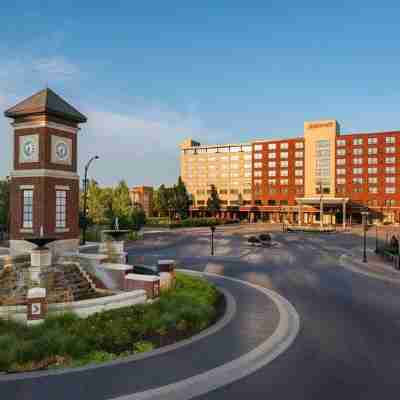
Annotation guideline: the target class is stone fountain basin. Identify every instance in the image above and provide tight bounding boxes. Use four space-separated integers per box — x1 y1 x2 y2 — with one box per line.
102 230 130 241
25 237 57 249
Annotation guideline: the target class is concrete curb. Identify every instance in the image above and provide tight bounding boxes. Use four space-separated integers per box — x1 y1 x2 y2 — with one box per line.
339 254 400 285
114 270 300 400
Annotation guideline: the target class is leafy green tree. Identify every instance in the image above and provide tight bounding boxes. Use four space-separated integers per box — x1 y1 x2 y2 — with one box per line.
129 205 146 230
155 184 171 217
174 177 190 219
110 181 132 228
207 185 221 216
0 179 10 228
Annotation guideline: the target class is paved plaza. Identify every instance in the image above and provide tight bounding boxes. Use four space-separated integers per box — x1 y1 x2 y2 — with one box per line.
2 224 400 399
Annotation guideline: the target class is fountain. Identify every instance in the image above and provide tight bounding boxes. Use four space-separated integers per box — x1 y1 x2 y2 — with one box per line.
24 226 56 285
101 218 130 263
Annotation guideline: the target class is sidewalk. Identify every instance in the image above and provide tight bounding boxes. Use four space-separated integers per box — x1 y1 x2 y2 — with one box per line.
340 248 400 283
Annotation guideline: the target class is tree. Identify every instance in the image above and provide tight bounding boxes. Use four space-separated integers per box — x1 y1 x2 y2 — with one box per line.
0 179 10 228
154 184 171 217
130 205 146 230
110 181 132 228
207 185 221 216
174 177 190 219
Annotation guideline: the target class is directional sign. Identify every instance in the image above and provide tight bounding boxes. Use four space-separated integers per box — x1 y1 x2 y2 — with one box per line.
31 303 41 316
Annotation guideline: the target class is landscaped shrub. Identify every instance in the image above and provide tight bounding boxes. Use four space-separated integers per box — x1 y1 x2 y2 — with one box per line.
0 272 220 372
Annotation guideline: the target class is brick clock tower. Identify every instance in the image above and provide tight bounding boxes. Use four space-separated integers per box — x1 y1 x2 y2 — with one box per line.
4 88 87 254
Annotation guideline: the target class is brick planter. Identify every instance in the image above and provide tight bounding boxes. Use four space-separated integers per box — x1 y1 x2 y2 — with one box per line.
124 273 160 299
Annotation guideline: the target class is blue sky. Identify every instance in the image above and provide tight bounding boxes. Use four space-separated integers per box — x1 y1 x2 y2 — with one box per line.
1 1 400 186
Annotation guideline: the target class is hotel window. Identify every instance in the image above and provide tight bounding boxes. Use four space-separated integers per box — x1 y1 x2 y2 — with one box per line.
268 152 276 159
295 142 304 149
337 149 346 156
243 189 252 194
296 186 303 193
55 190 67 229
337 139 346 146
368 137 378 145
280 152 288 159
281 188 288 194
254 153 263 160
295 178 303 185
230 173 239 178
386 166 396 174
280 179 289 185
386 187 396 194
268 143 276 150
368 147 378 155
386 136 396 144
385 199 396 206
368 167 378 174
353 148 363 155
244 172 252 177
337 168 346 175
254 171 262 177
280 142 288 150
336 186 345 194
22 190 33 228
337 158 346 165
219 189 228 194
353 187 363 193
295 160 303 167
353 167 363 175
254 144 263 151
369 187 378 193
268 179 276 185
280 160 288 167
244 163 252 169
353 158 363 165
230 146 241 152
386 146 395 153
337 178 346 185
268 170 276 177
385 157 395 164
353 177 363 184
368 158 378 164
268 161 276 168
295 151 303 158
243 145 252 152
295 169 303 176
230 189 239 194
368 177 378 184
280 169 288 177
353 138 363 145
254 162 262 168
231 163 240 169
369 199 379 206
254 179 262 185
386 176 396 184
244 154 252 160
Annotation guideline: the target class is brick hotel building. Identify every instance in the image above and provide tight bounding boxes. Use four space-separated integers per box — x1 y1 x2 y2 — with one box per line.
180 120 400 226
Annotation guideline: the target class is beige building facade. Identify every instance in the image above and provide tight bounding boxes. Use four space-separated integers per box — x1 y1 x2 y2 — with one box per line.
180 139 253 211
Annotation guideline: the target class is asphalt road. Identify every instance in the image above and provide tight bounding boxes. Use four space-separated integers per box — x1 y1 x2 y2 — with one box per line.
128 227 400 399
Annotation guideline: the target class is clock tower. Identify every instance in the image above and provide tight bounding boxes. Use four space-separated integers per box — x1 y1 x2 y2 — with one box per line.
4 88 87 254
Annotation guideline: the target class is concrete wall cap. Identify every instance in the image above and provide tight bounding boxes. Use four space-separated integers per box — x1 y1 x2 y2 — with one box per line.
158 259 175 265
125 273 160 282
78 253 108 261
100 263 133 271
27 287 46 299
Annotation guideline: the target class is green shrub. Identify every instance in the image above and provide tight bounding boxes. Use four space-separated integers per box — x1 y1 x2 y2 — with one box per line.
133 341 154 353
0 273 219 372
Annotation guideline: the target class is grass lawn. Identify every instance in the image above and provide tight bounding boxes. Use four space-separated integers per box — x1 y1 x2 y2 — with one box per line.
0 272 223 373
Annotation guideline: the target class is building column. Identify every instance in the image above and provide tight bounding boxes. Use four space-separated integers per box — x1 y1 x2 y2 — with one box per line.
320 198 324 228
299 204 303 226
342 200 346 230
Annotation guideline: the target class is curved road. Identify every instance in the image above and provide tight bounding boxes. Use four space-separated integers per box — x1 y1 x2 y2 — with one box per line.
128 227 400 399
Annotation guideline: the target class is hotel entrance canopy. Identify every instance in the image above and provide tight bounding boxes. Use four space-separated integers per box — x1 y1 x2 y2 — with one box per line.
296 197 349 206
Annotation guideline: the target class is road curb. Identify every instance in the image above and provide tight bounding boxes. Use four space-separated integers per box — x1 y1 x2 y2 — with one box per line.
114 270 300 400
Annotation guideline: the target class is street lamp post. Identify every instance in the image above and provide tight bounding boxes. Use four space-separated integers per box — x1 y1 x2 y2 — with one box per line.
375 224 379 254
210 225 216 256
319 182 323 229
361 211 369 263
81 155 99 245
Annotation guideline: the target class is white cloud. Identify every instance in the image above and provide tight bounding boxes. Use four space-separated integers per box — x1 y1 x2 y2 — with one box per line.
79 105 217 187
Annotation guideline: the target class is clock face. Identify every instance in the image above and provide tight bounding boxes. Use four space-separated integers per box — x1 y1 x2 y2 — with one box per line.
23 140 36 158
56 142 69 160
51 135 72 165
19 134 39 163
